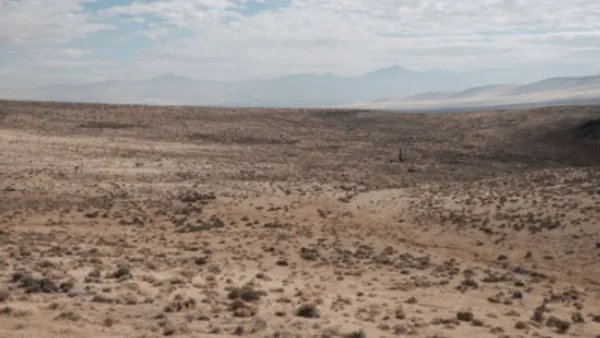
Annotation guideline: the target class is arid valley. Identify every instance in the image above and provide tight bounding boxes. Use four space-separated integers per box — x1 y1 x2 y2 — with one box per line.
1 100 600 338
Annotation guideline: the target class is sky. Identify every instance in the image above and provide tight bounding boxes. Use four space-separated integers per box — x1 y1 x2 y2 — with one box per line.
1 0 600 88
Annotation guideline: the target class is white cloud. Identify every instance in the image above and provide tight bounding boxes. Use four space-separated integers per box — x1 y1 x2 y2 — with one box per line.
28 48 93 59
0 0 115 44
0 66 111 88
100 0 241 30
96 0 599 79
141 26 173 40
1 0 600 85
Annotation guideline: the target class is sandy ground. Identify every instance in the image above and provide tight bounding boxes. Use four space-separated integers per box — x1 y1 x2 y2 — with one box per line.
1 100 600 338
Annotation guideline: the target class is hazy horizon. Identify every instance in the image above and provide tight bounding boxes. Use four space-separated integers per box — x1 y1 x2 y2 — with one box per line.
3 64 600 91
2 0 600 89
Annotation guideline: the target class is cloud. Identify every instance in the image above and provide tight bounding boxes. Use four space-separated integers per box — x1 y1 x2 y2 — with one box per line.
1 0 600 86
99 0 599 79
99 0 242 30
0 65 111 88
28 48 93 59
140 26 173 40
0 0 115 44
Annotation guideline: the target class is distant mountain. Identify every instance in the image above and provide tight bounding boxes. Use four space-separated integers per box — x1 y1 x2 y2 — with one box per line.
352 74 600 112
1 66 600 109
0 65 482 107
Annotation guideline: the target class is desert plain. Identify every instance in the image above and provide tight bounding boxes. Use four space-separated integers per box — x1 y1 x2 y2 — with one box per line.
1 100 600 338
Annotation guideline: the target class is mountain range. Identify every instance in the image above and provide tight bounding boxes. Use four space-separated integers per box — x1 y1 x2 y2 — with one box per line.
1 65 600 110
353 74 600 112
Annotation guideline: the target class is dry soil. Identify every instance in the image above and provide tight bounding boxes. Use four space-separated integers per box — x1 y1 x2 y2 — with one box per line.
1 100 600 338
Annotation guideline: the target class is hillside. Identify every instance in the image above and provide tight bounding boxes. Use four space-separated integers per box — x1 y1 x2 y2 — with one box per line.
1 100 600 338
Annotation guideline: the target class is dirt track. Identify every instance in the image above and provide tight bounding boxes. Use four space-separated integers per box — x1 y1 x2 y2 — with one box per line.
1 100 600 338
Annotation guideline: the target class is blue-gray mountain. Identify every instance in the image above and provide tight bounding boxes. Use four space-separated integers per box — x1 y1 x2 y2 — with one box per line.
353 74 600 112
1 66 599 109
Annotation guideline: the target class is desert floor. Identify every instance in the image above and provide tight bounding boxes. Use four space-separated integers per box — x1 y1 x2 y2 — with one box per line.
1 100 600 338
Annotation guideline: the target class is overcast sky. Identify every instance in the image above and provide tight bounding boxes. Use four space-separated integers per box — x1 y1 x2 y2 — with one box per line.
1 0 600 87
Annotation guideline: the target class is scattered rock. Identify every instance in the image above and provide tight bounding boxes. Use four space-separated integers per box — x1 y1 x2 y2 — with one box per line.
344 330 366 338
300 247 319 261
515 321 529 330
0 289 9 302
546 316 570 333
227 285 264 303
230 299 258 318
163 320 177 336
296 304 320 318
457 311 474 322
54 311 82 321
11 273 59 293
395 306 406 320
112 266 132 280
571 312 585 323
